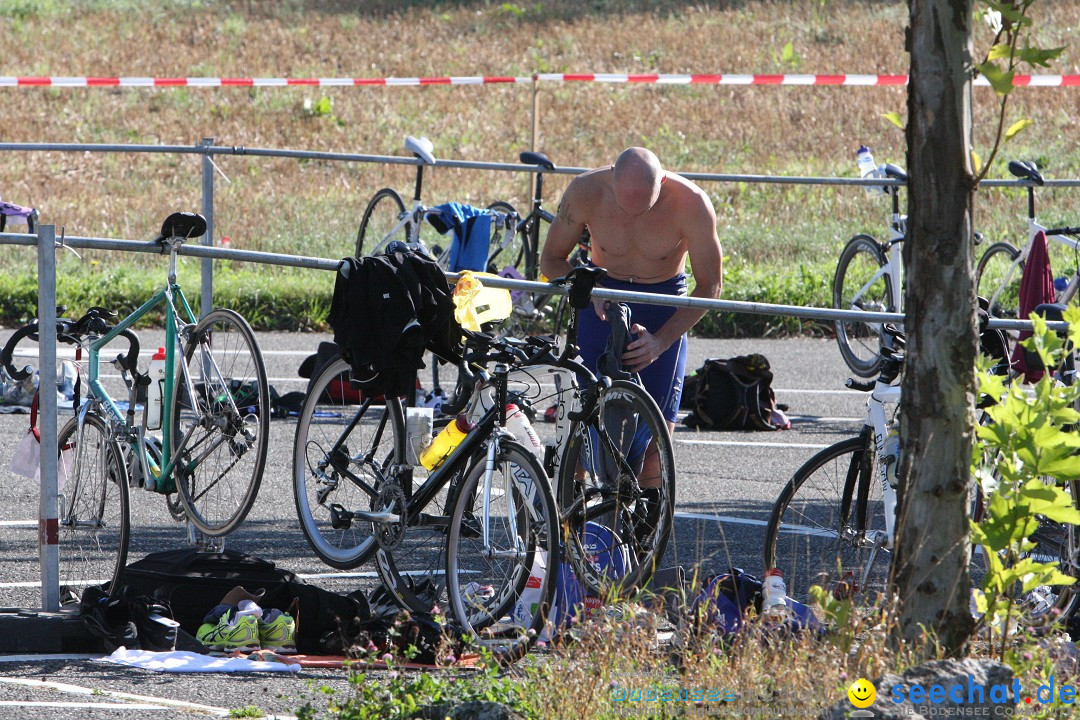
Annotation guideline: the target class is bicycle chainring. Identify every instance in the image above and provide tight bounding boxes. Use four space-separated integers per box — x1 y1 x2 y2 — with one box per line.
374 478 407 551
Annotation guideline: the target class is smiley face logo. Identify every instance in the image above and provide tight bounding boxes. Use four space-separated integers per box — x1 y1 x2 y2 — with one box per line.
848 678 876 708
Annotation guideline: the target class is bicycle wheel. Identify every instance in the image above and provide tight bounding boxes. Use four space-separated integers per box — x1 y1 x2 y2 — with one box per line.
293 357 405 569
976 242 1023 324
446 439 559 664
170 308 269 536
485 201 528 276
558 379 675 597
834 234 894 378
356 187 407 258
56 413 129 602
763 436 890 606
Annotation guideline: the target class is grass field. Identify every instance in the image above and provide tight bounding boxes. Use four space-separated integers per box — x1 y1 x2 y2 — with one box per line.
1 0 1078 333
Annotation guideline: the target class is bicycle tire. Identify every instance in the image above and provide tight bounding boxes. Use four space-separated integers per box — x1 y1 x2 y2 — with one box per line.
486 201 529 276
356 187 408 259
834 234 894 378
445 439 559 664
975 242 1023 325
171 308 269 536
56 412 129 602
292 357 407 570
763 436 888 606
557 379 675 597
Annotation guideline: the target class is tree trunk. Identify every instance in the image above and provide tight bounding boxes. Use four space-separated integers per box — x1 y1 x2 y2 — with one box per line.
893 0 977 655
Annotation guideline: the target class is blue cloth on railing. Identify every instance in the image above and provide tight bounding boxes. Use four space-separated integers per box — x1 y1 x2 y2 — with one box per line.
426 202 492 272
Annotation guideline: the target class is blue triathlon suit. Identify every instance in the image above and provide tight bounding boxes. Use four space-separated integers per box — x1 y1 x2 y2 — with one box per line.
576 272 689 423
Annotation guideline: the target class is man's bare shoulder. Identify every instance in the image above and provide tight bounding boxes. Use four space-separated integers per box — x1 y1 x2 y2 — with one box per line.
667 174 715 218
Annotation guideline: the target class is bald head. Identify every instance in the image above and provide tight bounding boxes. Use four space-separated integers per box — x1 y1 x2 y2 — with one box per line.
613 147 664 216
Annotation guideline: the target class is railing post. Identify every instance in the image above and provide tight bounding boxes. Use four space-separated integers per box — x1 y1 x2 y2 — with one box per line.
36 224 59 612
530 74 541 201
200 137 215 319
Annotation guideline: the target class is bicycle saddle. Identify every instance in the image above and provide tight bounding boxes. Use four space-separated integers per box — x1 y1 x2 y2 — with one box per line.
881 164 908 182
158 212 207 241
405 135 436 165
520 151 555 171
1008 160 1044 185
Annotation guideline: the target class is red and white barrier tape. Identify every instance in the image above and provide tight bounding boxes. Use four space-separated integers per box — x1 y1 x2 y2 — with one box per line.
1 74 1079 88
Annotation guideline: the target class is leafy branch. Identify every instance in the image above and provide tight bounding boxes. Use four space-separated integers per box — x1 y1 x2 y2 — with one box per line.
972 0 1065 181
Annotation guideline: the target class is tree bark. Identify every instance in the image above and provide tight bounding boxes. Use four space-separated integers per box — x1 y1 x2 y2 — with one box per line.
893 0 977 654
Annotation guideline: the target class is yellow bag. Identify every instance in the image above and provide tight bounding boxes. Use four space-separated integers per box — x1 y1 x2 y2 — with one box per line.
453 271 513 331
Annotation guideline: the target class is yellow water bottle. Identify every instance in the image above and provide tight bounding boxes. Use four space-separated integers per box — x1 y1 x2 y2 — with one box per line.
419 414 472 471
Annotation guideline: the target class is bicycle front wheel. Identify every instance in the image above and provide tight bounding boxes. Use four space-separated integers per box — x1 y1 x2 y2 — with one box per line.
558 380 675 598
976 242 1023 324
171 308 269 536
764 435 889 606
56 413 129 602
293 357 405 570
834 234 894 378
485 201 528 276
446 439 559 664
356 187 407 258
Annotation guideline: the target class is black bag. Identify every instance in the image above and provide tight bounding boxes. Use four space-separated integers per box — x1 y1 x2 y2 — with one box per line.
682 354 781 431
118 549 369 654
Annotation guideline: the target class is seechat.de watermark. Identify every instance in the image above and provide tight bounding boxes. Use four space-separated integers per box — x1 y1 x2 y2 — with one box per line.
844 675 1078 717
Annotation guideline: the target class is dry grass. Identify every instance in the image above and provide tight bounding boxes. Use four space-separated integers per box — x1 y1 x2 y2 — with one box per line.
1 0 1079 319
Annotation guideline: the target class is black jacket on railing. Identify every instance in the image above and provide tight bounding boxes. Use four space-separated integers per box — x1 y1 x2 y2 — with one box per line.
328 246 462 398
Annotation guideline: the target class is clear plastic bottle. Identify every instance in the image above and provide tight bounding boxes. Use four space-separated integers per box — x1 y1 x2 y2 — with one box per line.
761 568 790 618
419 414 472 471
146 347 166 431
856 145 879 197
504 403 544 463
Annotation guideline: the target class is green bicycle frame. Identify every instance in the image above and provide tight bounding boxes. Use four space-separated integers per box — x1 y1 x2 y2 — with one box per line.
87 281 199 493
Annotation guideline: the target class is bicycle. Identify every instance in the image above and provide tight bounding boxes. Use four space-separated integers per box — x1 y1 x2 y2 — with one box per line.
976 160 1080 326
832 162 909 378
2 212 271 602
292 336 558 662
355 135 517 272
763 323 1079 627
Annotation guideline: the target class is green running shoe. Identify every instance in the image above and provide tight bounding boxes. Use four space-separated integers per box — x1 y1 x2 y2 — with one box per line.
259 612 296 654
196 612 261 653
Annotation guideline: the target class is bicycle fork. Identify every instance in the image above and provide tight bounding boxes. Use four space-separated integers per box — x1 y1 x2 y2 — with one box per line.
481 433 527 562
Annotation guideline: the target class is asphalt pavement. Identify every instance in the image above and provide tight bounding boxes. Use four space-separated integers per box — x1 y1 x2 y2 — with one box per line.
0 330 868 719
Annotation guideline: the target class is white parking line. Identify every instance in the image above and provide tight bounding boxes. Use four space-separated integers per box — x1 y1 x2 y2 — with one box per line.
0 701 171 710
0 521 35 527
0 677 298 718
675 511 835 538
676 439 830 449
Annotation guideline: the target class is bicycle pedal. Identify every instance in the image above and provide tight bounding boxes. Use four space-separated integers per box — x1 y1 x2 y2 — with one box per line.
329 503 354 530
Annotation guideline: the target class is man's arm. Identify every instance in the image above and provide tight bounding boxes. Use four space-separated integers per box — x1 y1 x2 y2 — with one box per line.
540 179 589 282
623 191 722 371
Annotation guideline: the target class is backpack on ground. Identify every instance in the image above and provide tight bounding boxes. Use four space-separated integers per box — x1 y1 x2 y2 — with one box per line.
116 548 370 654
682 354 787 431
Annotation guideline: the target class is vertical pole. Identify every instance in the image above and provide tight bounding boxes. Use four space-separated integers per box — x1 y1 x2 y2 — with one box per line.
37 224 59 612
200 137 215 319
530 74 541 202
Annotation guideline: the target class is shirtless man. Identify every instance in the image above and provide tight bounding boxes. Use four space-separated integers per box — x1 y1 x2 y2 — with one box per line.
541 147 722 420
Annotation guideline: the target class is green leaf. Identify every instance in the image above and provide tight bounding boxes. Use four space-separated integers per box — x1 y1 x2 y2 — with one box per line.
781 42 795 63
977 61 1015 95
1004 118 1033 141
972 148 983 173
987 43 1013 61
1018 45 1065 68
881 111 904 129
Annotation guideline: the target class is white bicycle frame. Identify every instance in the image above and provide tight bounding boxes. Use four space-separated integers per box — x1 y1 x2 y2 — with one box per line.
846 198 906 337
865 381 901 554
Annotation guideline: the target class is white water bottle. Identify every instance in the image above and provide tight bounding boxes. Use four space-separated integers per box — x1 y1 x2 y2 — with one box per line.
762 568 790 618
146 347 166 431
505 404 544 463
856 145 879 197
